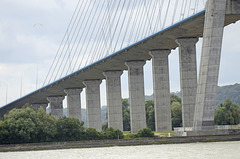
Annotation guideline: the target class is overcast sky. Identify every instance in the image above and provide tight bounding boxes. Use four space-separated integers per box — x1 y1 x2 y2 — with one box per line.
0 0 240 108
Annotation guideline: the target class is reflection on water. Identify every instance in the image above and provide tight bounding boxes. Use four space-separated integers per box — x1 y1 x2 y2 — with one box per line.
1 141 240 159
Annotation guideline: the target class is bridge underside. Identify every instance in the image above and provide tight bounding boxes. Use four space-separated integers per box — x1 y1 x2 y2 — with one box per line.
1 11 240 118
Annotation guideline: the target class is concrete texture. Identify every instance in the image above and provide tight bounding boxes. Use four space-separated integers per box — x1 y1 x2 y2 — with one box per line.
83 80 102 132
2 9 240 118
149 50 172 131
176 38 198 128
226 0 240 14
47 96 65 118
64 88 82 121
103 71 123 131
31 103 48 111
193 0 227 130
125 61 147 133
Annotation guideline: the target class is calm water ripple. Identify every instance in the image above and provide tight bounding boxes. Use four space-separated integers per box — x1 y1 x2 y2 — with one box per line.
1 141 240 159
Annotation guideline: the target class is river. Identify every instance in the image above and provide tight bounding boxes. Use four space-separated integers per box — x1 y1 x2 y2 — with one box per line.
1 141 240 159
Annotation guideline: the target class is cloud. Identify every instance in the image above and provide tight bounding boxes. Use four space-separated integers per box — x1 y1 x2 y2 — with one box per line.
0 0 239 108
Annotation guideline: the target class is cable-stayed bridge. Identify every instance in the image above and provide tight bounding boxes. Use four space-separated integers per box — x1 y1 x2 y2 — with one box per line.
1 0 240 134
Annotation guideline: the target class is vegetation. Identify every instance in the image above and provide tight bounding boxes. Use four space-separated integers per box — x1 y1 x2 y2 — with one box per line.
122 99 130 131
135 128 154 137
144 94 183 130
0 104 123 144
145 100 155 131
215 98 240 125
216 83 240 107
2 90 240 145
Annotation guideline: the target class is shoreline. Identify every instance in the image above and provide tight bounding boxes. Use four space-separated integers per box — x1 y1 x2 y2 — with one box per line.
1 134 240 152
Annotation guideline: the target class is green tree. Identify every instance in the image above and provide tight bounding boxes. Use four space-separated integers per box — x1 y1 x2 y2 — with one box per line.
55 116 85 141
171 101 182 129
3 105 38 143
145 100 155 131
35 107 57 142
122 99 130 131
215 98 240 125
102 127 124 139
170 94 181 105
0 120 9 144
102 122 108 131
85 128 100 140
136 128 154 137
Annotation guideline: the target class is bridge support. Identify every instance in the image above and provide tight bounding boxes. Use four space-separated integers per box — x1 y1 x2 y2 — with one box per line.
103 71 123 131
149 50 172 131
193 0 227 130
31 103 48 111
47 96 65 119
83 80 102 132
176 38 198 128
64 88 82 121
125 61 146 133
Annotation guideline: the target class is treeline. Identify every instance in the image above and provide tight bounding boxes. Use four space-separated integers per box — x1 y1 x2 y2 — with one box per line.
215 98 240 125
118 94 182 131
216 83 240 107
0 105 124 144
1 95 240 144
120 94 240 131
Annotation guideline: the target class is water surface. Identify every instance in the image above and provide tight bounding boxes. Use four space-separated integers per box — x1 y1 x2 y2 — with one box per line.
1 141 240 159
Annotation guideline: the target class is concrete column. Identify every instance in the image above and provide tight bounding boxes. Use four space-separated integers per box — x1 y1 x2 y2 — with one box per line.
176 38 198 128
64 88 82 121
47 96 65 119
31 103 48 111
193 0 227 130
83 80 102 132
125 61 146 133
149 50 172 131
103 71 123 131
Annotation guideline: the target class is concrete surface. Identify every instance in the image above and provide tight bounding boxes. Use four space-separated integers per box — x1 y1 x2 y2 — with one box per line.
125 61 147 133
83 80 102 132
103 71 123 131
149 50 172 131
176 38 198 128
64 88 82 121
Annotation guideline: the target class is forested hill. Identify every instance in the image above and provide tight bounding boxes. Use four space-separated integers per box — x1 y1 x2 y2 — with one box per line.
216 83 240 107
61 83 240 124
145 83 240 107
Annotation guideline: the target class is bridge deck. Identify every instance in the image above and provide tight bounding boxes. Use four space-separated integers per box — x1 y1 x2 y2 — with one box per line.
1 10 240 116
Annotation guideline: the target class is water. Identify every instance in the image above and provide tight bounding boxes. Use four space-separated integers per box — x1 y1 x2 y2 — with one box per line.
1 141 240 159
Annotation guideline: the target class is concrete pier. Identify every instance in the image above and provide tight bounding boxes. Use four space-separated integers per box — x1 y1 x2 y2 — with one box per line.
64 88 82 121
47 96 65 118
193 0 227 130
176 38 198 128
83 80 102 132
125 61 146 133
149 50 172 131
31 103 48 111
103 71 123 131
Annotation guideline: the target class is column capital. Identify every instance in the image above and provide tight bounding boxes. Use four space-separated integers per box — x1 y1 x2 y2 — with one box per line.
125 60 146 68
149 49 171 58
83 79 102 87
175 37 199 46
47 96 65 103
103 70 123 78
64 88 82 95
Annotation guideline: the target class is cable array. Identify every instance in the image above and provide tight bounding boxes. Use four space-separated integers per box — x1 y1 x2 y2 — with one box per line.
42 0 207 86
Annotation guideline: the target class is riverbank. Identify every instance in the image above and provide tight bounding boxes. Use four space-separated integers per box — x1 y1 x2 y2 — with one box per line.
1 134 240 152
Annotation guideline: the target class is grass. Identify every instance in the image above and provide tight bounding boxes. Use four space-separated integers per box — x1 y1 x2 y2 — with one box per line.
123 131 137 139
123 130 174 138
154 131 174 137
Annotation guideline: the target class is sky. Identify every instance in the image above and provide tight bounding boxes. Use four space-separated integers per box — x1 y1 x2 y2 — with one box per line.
0 0 240 108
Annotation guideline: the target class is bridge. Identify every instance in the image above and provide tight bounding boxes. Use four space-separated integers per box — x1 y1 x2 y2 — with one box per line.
1 0 240 133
